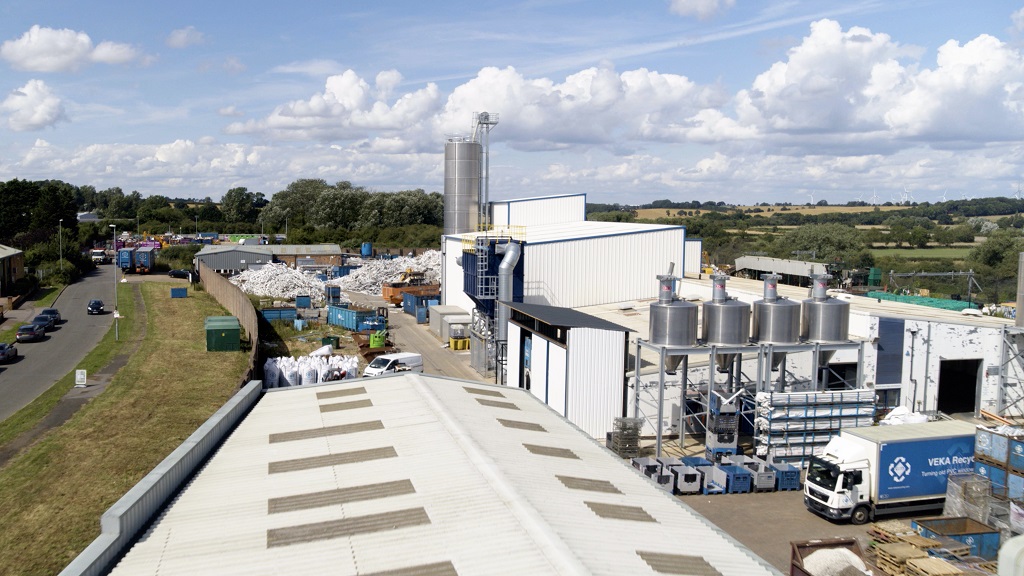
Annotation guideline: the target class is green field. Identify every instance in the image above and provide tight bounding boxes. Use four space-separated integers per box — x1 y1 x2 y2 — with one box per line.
0 281 249 576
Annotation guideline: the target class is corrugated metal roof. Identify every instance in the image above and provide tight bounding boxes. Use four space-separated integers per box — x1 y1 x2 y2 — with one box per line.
262 244 344 256
0 244 23 259
491 193 586 204
108 375 780 576
195 245 272 257
443 220 683 245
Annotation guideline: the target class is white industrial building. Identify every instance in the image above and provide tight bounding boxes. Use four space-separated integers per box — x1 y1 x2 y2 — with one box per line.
66 376 781 576
504 302 633 438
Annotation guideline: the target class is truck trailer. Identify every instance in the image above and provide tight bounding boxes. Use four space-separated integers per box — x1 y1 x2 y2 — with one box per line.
803 419 975 524
117 247 136 273
134 246 155 274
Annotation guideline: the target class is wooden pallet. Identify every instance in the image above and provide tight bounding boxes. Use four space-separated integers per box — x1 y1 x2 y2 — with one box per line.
876 542 928 576
905 557 962 576
898 534 941 550
870 520 917 543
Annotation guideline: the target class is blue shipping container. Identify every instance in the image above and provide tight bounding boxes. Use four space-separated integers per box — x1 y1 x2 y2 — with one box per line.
295 295 311 309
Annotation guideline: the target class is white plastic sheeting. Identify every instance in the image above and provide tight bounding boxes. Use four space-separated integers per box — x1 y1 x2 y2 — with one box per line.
327 250 441 295
262 354 360 388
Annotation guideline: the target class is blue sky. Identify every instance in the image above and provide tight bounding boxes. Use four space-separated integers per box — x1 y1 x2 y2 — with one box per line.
2 1 1024 205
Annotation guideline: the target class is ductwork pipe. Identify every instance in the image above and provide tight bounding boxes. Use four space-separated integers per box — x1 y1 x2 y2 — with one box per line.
496 241 522 342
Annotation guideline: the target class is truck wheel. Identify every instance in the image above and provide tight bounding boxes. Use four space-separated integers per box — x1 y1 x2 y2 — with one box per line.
850 506 870 525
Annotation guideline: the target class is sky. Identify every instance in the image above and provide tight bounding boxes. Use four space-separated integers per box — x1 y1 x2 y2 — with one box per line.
2 1 1024 206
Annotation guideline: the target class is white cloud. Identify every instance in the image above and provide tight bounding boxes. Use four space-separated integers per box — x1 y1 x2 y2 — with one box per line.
218 105 244 117
271 59 345 77
223 56 246 74
166 26 205 48
0 25 141 72
1 79 66 131
669 0 736 20
1013 8 1024 32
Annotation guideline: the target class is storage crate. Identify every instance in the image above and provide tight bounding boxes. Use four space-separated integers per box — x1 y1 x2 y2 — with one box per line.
170 287 187 298
721 455 776 491
976 427 1011 466
697 466 724 494
631 457 661 477
670 465 702 495
295 295 311 309
913 517 1001 560
974 460 1008 498
450 337 469 350
714 465 753 494
768 460 801 491
1011 437 1024 473
1009 470 1024 501
321 336 340 348
293 319 307 331
680 456 713 468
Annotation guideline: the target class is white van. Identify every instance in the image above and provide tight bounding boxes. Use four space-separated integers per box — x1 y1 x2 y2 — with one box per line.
362 352 423 377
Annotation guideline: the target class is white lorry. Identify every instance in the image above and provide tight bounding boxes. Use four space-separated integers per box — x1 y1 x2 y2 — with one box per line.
804 420 976 525
362 352 423 377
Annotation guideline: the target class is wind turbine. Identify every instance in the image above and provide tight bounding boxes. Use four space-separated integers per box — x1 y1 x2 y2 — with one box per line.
940 189 948 203
870 189 879 206
807 192 815 206
904 186 915 205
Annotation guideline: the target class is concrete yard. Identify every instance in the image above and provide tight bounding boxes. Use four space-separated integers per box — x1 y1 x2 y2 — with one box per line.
680 489 875 572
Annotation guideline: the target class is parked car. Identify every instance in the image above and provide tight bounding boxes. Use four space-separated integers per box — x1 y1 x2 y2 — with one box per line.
0 342 16 362
16 324 45 342
31 314 56 331
168 269 191 279
87 300 105 314
38 307 61 324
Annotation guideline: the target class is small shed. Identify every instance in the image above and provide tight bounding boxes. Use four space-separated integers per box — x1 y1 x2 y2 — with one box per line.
194 246 272 275
205 316 240 352
503 301 633 439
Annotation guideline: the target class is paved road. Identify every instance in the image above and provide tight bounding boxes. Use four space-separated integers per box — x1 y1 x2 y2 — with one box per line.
345 292 488 382
0 266 117 422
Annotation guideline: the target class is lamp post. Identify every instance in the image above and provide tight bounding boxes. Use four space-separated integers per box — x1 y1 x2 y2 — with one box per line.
195 215 198 235
109 224 118 341
58 219 63 271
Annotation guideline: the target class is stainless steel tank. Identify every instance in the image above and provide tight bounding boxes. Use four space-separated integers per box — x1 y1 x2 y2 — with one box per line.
649 271 697 373
443 138 481 235
702 274 750 372
752 273 800 369
801 273 850 366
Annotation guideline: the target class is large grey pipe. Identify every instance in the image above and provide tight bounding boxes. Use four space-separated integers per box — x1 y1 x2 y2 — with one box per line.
1017 253 1024 327
496 241 522 342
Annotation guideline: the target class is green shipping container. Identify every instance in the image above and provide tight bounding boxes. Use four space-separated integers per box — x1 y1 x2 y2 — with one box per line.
205 316 241 352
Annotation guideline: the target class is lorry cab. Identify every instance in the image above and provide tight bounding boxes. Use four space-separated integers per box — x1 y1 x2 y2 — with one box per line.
805 450 871 524
362 352 423 377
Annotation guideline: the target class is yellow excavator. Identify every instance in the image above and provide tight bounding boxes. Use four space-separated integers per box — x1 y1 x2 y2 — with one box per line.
701 251 733 275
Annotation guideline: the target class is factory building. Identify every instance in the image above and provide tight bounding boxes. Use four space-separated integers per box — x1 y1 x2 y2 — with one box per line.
504 302 633 438
65 376 780 576
195 244 345 274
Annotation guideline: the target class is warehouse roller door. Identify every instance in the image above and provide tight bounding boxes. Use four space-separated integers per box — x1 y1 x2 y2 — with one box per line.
937 358 980 415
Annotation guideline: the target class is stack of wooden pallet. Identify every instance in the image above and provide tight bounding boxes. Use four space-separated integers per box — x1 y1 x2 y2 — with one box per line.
875 542 928 575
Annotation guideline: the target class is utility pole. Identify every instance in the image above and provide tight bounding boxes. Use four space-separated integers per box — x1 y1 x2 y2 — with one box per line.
58 219 63 271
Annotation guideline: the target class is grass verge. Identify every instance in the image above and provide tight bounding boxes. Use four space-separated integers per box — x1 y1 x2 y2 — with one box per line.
0 281 249 576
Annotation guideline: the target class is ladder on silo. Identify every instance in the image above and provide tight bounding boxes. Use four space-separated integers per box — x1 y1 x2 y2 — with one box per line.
475 237 497 299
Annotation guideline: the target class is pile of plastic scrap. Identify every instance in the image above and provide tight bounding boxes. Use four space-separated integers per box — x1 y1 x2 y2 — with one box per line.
230 262 338 306
328 250 441 295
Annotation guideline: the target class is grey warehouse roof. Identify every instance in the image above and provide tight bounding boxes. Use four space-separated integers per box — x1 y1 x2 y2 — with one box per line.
107 374 779 575
506 301 634 333
0 244 22 259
